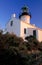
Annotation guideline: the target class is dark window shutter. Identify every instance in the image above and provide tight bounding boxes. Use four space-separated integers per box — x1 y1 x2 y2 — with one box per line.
24 28 26 34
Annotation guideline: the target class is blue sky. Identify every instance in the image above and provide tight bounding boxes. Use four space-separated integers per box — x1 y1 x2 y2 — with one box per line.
0 0 42 29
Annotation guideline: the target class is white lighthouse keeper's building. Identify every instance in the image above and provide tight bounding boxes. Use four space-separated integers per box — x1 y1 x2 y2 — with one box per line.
5 6 42 42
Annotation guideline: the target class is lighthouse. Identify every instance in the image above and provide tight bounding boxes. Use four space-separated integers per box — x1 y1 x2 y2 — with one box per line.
5 6 42 42
19 5 31 24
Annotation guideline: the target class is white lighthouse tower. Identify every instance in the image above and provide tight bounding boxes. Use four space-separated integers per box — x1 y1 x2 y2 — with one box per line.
19 5 31 23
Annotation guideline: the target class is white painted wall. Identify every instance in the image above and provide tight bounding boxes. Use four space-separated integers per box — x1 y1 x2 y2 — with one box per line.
6 17 20 37
37 29 42 42
28 28 35 36
20 21 36 39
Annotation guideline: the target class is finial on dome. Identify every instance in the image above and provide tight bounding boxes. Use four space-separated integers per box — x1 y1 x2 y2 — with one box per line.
21 5 29 13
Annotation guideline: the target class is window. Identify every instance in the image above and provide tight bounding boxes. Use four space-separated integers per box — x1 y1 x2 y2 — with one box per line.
33 30 36 38
10 21 13 26
24 28 26 34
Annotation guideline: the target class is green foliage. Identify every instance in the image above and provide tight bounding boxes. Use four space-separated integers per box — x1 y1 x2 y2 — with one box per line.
25 35 40 50
0 32 42 65
0 48 42 65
